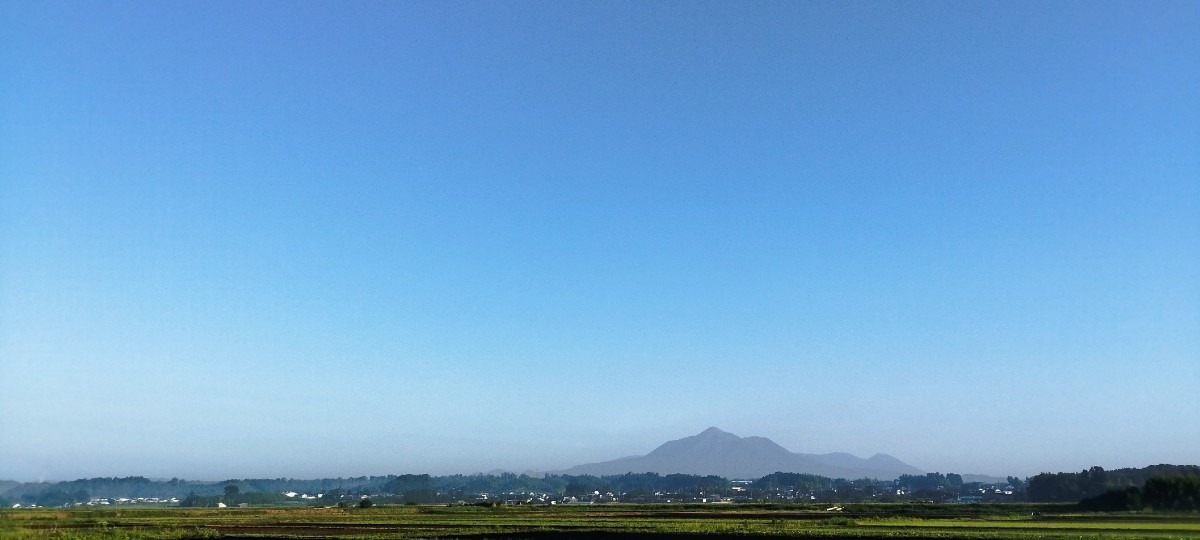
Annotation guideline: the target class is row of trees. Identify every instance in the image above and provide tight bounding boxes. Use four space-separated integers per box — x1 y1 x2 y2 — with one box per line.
1 488 92 508
747 472 1024 503
8 465 1199 508
177 485 294 507
2 475 395 506
424 472 731 502
1079 476 1200 511
0 472 1012 507
1026 465 1200 503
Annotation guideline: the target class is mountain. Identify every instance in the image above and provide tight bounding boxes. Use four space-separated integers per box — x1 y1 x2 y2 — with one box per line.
562 427 923 480
0 480 19 495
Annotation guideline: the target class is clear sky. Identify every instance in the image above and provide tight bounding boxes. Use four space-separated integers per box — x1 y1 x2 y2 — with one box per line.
1 1 1197 483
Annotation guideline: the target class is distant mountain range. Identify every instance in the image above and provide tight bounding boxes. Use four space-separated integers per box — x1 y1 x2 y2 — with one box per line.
0 480 19 496
561 427 924 480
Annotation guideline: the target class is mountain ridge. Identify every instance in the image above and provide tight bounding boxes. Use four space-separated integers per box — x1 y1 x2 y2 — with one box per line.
561 427 923 480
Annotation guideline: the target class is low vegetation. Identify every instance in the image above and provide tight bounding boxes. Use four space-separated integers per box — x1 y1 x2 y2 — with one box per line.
2 503 1199 540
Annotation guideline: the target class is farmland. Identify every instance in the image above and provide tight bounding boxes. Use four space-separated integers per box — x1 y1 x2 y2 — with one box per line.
3 504 1199 540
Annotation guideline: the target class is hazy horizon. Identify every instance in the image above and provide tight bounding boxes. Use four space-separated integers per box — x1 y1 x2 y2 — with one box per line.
1 424 1192 484
2 2 1196 484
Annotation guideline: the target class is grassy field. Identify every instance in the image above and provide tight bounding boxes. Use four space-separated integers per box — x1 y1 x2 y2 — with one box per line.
2 504 1198 540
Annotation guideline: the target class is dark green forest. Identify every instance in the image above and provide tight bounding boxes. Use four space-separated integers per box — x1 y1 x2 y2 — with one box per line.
1026 465 1200 503
1077 475 1200 511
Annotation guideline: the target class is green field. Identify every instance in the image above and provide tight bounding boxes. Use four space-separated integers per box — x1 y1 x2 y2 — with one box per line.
3 504 1198 540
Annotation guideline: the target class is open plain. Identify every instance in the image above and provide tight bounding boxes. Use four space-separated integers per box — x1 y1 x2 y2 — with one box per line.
4 504 1199 540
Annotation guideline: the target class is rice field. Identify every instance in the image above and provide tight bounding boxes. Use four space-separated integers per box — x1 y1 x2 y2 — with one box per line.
2 504 1198 540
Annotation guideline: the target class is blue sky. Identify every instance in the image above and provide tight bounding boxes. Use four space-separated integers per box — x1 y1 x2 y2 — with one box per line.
1 1 1197 482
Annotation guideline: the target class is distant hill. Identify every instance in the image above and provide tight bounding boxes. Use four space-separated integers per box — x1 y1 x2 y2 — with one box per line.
561 427 923 480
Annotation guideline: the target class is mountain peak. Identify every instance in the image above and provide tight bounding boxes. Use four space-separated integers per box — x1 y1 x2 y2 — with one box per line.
699 427 734 437
562 428 923 480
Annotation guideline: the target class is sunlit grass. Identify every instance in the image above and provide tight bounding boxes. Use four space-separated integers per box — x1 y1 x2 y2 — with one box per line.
3 504 1199 540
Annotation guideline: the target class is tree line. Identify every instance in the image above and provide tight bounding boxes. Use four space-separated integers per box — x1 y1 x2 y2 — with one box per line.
1025 465 1200 503
4 464 1198 509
